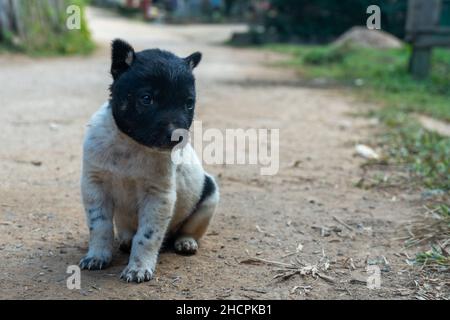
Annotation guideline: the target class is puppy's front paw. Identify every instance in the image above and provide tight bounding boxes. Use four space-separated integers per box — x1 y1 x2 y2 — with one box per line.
174 236 198 255
79 254 111 270
120 264 153 283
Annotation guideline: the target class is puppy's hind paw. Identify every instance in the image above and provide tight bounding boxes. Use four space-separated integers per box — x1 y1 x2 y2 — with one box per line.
174 236 198 255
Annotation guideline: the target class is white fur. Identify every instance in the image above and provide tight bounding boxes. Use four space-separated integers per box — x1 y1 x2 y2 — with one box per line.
79 102 218 282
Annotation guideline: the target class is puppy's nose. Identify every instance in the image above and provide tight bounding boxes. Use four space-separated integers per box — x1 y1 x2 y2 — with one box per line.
167 123 176 138
166 124 180 143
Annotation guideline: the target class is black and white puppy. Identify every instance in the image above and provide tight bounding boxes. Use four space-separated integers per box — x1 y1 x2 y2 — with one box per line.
79 39 219 283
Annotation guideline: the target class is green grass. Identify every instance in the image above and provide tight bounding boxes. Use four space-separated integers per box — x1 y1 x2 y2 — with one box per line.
414 205 450 270
414 245 449 267
412 204 449 268
266 44 450 121
0 0 95 56
375 109 450 190
265 43 450 190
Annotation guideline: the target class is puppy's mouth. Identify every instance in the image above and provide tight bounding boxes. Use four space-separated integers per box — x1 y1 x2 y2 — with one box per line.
162 139 183 150
170 135 183 146
150 135 183 150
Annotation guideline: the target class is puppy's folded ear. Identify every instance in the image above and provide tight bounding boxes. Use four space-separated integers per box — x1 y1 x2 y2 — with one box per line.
184 52 202 70
111 39 135 80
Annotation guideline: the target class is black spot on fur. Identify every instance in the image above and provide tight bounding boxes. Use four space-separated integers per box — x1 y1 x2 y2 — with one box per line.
90 214 106 224
189 174 216 216
119 241 131 253
134 257 142 268
138 241 144 245
199 175 216 204
144 228 153 239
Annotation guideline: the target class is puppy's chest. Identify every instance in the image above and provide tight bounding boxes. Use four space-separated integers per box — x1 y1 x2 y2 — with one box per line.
108 143 157 177
92 142 176 208
84 105 176 197
87 133 171 182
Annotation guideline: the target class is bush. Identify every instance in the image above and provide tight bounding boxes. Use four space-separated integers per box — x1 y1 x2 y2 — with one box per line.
264 0 408 43
302 45 351 65
0 0 94 55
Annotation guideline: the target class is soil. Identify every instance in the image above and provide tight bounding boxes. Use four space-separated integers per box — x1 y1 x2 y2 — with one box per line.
0 8 443 299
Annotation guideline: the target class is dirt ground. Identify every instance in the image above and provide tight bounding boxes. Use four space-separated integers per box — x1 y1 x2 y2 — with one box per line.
0 8 442 300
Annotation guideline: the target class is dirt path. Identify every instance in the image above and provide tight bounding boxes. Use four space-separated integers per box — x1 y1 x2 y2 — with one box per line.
0 8 426 299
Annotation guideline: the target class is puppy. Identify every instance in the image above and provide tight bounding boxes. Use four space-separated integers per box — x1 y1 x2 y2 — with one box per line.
79 39 219 283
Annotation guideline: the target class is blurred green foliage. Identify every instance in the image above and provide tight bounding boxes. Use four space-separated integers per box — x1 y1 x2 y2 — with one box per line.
0 0 94 55
301 45 347 65
414 244 449 266
265 0 407 42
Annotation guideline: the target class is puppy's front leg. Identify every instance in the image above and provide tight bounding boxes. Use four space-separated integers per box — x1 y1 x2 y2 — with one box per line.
79 171 114 270
120 190 175 283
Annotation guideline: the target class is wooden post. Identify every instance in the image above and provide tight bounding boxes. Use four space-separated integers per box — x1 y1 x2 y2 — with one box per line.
409 47 432 79
406 0 442 79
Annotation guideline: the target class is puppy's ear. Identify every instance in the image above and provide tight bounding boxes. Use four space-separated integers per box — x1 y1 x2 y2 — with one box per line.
184 52 202 70
111 39 135 80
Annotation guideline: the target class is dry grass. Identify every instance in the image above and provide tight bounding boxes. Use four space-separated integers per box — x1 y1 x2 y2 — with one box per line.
405 205 450 269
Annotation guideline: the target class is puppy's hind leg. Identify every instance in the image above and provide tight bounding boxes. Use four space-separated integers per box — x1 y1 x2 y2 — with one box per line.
175 175 219 255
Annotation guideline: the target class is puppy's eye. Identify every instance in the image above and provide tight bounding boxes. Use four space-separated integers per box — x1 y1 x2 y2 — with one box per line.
185 98 195 110
140 95 153 105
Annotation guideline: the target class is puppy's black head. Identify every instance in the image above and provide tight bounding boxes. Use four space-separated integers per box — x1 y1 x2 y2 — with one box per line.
109 39 202 149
